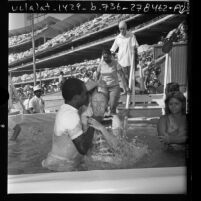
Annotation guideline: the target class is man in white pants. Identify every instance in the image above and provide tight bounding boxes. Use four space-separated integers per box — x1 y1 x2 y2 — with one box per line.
110 20 139 94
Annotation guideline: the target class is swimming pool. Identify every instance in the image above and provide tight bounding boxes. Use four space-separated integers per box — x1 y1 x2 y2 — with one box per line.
8 113 187 193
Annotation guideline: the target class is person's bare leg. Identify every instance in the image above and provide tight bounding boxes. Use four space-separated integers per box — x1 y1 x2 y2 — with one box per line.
121 67 129 94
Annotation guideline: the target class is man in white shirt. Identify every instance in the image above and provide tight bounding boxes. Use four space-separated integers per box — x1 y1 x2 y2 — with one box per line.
110 21 139 93
29 85 45 114
42 78 97 171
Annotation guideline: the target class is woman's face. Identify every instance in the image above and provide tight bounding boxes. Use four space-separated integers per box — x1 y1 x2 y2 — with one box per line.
91 93 107 117
103 53 112 63
168 97 182 114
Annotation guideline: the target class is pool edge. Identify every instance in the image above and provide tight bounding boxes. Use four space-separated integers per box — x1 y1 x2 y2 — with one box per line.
8 166 187 194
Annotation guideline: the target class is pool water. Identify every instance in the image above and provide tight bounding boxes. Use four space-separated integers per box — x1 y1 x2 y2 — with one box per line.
8 120 186 175
126 124 186 168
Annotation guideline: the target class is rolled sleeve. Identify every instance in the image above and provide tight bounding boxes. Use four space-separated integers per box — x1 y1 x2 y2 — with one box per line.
68 123 83 140
64 112 83 140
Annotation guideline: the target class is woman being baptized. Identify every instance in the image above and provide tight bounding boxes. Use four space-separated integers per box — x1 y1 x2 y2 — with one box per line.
81 90 149 170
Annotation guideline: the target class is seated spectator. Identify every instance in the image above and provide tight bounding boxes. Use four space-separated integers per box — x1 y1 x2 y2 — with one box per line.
177 21 188 42
164 21 188 47
157 91 187 150
29 85 45 114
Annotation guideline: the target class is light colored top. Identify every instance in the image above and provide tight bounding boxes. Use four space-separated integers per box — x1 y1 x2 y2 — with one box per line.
167 115 179 134
58 75 64 83
97 59 121 87
110 31 139 67
29 95 45 113
23 98 31 110
54 104 83 139
158 114 187 150
43 104 84 169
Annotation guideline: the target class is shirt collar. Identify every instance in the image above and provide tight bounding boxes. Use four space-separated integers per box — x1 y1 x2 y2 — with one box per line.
63 103 79 112
119 31 131 38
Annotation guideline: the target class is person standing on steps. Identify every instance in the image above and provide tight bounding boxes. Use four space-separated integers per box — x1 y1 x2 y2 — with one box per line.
110 20 139 94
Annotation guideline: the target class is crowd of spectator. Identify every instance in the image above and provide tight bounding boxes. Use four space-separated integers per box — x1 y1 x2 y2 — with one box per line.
11 21 187 96
9 26 48 47
11 58 100 84
11 58 99 103
10 16 188 103
9 14 134 64
11 44 155 99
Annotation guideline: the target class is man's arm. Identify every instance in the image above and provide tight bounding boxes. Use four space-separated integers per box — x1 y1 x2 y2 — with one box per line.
95 63 101 81
110 38 118 54
41 99 45 113
72 126 95 155
88 117 120 151
157 115 169 137
168 123 187 144
131 34 139 52
157 115 187 144
167 135 187 144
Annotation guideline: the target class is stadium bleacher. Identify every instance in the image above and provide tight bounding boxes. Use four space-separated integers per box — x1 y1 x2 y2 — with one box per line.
9 14 134 64
9 14 187 100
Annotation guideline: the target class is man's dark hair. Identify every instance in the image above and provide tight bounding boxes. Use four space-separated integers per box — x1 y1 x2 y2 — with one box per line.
62 78 84 101
102 48 111 56
60 71 64 75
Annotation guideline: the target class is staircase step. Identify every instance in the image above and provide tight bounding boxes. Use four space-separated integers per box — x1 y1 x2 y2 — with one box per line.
121 93 163 100
117 105 162 118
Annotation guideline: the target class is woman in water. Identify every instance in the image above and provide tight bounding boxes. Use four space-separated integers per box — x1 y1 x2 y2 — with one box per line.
81 90 148 169
157 91 187 149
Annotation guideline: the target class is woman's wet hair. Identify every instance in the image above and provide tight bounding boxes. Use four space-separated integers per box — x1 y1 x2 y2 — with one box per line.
91 90 109 103
165 91 186 115
91 91 109 116
62 78 84 101
165 82 180 95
